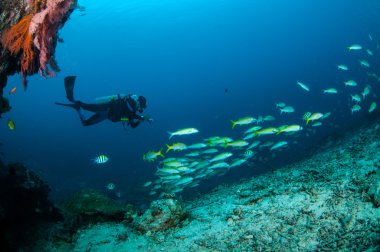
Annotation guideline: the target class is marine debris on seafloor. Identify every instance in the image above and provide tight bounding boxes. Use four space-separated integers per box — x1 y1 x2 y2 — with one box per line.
29 118 380 251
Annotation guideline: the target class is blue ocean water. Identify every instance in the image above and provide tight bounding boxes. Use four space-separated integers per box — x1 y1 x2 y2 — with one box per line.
2 0 380 203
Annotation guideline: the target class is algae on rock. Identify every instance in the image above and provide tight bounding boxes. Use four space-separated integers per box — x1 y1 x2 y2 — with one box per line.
63 189 136 224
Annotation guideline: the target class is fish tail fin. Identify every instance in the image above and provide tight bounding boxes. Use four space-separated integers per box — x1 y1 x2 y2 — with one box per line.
55 102 80 111
306 119 310 125
158 148 164 158
224 142 229 149
230 120 236 129
167 131 173 139
166 144 172 153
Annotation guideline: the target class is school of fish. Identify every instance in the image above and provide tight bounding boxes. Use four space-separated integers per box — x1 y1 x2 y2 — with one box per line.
2 34 379 199
142 35 380 198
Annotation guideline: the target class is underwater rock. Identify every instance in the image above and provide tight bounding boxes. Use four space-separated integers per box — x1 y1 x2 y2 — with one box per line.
63 189 135 225
22 190 137 252
237 187 252 198
0 96 11 118
123 205 138 224
368 181 380 207
0 162 62 251
132 197 187 233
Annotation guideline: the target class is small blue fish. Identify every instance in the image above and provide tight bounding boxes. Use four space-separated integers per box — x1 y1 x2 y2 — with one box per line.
93 154 109 164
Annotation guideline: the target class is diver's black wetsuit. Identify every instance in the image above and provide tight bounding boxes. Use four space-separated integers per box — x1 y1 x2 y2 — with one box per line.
73 95 144 127
55 76 148 127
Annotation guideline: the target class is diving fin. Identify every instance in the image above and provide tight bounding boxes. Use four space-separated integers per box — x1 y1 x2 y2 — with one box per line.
64 76 76 102
55 102 80 111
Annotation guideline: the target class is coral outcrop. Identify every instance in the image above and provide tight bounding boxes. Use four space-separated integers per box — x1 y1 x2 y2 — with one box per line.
132 197 187 233
0 161 62 251
368 181 380 207
63 189 136 226
0 0 76 117
1 0 76 83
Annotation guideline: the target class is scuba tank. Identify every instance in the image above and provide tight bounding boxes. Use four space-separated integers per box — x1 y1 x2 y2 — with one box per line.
95 94 127 104
95 94 131 127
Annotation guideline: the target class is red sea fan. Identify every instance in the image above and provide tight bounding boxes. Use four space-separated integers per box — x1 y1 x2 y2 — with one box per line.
1 14 37 85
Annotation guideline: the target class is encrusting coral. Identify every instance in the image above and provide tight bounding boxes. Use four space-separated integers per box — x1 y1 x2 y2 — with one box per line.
0 0 75 87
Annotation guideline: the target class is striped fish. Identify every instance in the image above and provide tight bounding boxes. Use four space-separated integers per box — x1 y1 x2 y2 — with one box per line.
244 150 255 158
303 112 311 121
93 154 109 164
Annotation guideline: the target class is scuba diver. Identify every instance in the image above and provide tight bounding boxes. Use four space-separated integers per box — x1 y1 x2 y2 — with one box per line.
55 76 152 127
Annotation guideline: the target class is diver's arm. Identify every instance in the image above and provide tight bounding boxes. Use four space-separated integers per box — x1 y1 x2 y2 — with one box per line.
129 118 141 128
137 114 153 124
127 113 141 128
129 114 152 128
140 114 153 123
135 114 144 120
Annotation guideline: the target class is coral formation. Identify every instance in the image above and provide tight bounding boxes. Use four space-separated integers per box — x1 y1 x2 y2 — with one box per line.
1 14 35 75
30 0 74 77
0 96 11 118
368 181 380 207
63 189 136 225
1 0 75 84
0 161 62 251
132 197 187 233
0 0 76 113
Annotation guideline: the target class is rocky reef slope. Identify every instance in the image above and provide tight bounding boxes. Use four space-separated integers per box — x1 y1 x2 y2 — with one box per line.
35 120 380 251
0 162 62 251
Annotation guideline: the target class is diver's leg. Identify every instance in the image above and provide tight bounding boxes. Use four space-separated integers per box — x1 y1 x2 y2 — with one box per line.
64 76 76 102
76 101 109 112
55 101 108 112
78 112 107 126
